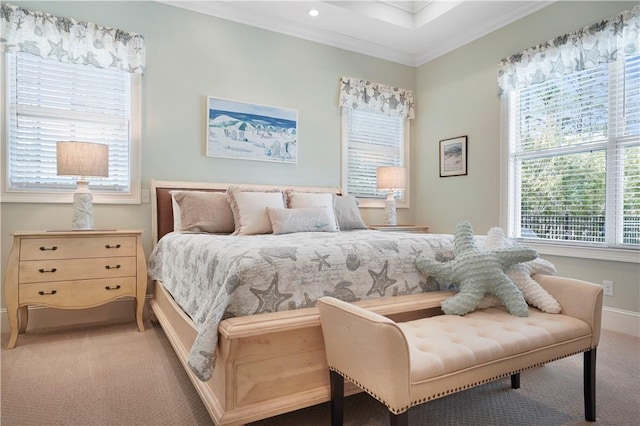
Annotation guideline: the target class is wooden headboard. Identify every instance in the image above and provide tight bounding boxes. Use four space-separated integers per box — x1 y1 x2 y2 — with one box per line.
151 180 342 245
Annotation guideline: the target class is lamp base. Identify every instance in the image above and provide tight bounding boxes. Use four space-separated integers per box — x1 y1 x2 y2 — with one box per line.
383 191 397 225
72 181 94 230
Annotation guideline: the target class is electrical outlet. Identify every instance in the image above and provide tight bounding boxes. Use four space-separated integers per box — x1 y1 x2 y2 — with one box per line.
602 280 614 296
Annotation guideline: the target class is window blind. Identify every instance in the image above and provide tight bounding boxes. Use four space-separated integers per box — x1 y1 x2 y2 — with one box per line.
346 108 404 199
509 55 640 247
7 52 131 193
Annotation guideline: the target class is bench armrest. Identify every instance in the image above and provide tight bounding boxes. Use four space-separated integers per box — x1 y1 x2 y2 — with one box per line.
317 296 411 409
533 274 603 347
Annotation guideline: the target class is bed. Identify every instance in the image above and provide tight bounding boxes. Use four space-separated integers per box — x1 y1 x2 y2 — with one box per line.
148 180 458 425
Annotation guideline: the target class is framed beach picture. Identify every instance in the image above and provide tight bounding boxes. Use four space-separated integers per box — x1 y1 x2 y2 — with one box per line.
439 135 467 177
206 97 298 163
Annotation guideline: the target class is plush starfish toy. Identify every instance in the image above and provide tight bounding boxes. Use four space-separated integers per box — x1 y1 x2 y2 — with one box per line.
483 227 560 313
416 221 537 317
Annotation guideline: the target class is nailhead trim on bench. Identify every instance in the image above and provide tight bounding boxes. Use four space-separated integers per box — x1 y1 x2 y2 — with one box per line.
329 346 591 415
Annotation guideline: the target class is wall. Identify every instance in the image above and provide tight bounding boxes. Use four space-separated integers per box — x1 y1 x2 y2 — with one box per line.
0 0 415 318
1 1 638 331
414 1 640 317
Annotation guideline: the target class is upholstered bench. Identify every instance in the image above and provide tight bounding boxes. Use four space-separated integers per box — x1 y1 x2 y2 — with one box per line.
318 274 603 426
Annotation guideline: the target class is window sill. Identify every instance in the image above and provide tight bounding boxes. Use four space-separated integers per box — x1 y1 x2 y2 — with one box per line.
519 240 639 263
1 191 140 204
357 199 409 209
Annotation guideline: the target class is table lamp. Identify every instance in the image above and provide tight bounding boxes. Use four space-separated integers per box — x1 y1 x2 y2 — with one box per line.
376 166 406 225
56 141 109 230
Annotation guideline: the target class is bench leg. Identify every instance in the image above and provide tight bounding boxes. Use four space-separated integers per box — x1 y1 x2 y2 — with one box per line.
390 411 409 426
330 370 344 426
511 373 520 389
584 348 597 422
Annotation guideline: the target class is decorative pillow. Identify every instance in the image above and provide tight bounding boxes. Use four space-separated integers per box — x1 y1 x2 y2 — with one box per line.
285 191 339 231
267 207 339 235
416 220 537 317
481 227 560 313
226 187 286 235
172 191 234 234
333 194 367 230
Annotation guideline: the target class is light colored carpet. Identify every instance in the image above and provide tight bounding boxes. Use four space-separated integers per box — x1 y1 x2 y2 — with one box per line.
2 320 639 425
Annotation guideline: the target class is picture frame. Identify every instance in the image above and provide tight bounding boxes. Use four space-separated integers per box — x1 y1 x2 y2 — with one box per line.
439 135 468 177
206 96 298 163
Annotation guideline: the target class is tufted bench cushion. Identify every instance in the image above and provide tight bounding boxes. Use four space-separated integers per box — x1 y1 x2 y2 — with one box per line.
318 275 603 425
400 307 592 382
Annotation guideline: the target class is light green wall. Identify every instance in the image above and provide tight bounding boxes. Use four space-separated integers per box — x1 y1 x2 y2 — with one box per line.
1 1 638 314
414 1 640 312
0 1 414 307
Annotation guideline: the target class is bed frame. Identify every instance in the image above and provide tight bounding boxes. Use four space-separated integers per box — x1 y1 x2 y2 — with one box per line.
149 180 450 425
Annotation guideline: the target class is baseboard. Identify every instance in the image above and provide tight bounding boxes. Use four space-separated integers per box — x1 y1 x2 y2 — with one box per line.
0 295 152 334
601 306 640 338
2 299 638 338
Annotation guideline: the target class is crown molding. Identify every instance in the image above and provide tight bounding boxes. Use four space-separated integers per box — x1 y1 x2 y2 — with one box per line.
415 1 553 65
160 1 554 67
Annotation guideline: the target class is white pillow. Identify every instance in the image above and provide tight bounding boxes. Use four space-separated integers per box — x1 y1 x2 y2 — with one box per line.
285 191 339 231
267 207 339 235
227 187 286 235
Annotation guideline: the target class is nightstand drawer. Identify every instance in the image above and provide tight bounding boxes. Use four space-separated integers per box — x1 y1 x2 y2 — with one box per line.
20 236 136 261
19 277 137 308
19 257 137 283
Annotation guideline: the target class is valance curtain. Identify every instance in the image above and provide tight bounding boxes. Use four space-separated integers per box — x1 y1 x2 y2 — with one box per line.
497 5 639 96
0 3 145 74
339 76 415 119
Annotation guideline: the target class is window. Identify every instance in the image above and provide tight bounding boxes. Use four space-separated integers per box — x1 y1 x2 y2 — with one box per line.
499 6 639 260
2 51 141 203
338 76 414 208
504 54 639 251
341 108 410 207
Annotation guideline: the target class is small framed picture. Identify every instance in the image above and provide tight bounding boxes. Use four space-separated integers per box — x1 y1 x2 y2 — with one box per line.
439 135 467 177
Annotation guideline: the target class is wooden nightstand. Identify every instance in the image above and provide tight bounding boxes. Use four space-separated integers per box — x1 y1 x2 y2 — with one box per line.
369 225 430 234
4 230 147 349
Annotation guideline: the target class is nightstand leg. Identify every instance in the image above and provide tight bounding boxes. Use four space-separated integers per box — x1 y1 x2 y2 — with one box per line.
135 297 145 332
7 308 19 349
135 234 147 332
18 306 28 333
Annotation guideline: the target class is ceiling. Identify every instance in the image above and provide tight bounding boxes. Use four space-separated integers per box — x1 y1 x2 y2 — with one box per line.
161 1 553 66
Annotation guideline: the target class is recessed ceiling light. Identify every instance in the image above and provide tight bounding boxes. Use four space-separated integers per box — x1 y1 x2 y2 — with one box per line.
308 9 319 17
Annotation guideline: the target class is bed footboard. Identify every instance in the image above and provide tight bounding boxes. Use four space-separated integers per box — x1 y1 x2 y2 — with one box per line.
151 280 450 425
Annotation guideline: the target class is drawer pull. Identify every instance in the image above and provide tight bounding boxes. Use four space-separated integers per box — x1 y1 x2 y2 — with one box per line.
39 246 58 251
38 268 57 273
105 244 122 249
105 285 121 291
105 264 121 270
38 290 57 296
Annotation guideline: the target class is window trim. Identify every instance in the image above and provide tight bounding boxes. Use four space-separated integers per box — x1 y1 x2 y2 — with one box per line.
340 108 411 209
1 53 142 205
514 239 639 263
499 76 639 264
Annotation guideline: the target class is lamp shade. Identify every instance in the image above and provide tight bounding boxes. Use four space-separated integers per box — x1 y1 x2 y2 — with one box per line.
56 141 109 178
376 166 407 191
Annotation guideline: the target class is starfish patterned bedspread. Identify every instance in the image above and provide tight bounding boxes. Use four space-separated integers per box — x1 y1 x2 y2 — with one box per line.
147 230 457 381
